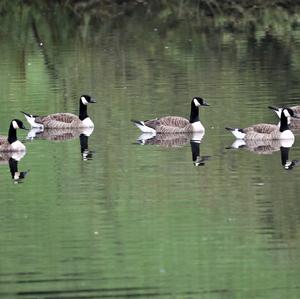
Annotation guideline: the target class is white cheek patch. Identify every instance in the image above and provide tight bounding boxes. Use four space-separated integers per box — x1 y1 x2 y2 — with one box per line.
12 120 19 129
193 98 200 107
81 96 89 105
283 109 290 118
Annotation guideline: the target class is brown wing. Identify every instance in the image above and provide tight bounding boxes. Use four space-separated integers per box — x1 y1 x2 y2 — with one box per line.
158 116 189 128
36 113 80 128
0 136 8 146
244 123 277 134
291 106 300 116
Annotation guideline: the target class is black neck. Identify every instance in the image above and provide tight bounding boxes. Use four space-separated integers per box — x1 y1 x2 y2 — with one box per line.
190 141 200 162
7 123 17 144
9 158 18 179
280 147 290 166
189 103 199 123
80 134 89 153
79 100 88 121
279 111 289 132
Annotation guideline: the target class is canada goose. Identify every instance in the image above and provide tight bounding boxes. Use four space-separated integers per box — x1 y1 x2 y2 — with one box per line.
0 119 27 152
269 105 300 130
21 95 96 129
226 108 299 140
131 97 209 133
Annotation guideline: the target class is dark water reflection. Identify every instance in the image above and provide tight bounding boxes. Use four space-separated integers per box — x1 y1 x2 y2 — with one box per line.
1 10 300 299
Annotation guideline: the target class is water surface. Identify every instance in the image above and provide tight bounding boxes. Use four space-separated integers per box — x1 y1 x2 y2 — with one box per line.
1 12 300 299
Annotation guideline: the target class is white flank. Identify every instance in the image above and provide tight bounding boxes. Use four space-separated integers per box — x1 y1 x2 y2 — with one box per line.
134 122 156 133
191 131 205 143
192 121 205 132
23 113 44 129
280 130 294 140
11 151 26 161
280 138 294 148
231 139 246 148
81 127 94 136
11 140 26 151
82 117 94 128
230 129 246 139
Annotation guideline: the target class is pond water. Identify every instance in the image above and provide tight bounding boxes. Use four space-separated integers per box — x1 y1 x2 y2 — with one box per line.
1 12 300 299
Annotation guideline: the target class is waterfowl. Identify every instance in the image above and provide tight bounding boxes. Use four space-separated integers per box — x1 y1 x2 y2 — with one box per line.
269 105 300 130
0 119 27 152
131 97 209 133
226 108 299 140
21 95 96 129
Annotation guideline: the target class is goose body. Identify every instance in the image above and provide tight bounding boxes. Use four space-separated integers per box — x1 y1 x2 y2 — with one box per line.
269 105 300 129
0 119 27 152
131 97 209 133
22 95 96 129
226 108 298 140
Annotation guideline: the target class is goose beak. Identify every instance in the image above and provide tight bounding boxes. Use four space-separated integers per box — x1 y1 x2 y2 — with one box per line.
202 100 209 106
292 115 300 119
268 106 279 111
90 98 96 103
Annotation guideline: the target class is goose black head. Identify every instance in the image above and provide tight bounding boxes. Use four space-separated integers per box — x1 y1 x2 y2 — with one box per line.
282 107 300 119
80 95 96 105
12 119 28 130
192 97 209 107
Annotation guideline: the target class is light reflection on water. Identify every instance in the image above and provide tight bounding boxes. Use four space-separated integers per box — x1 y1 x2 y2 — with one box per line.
1 14 300 299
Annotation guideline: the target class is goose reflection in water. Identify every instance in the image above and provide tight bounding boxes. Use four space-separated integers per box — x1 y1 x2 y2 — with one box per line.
135 132 211 166
27 127 94 160
0 151 29 183
228 139 299 170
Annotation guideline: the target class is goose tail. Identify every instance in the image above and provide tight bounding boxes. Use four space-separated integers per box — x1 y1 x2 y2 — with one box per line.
131 119 156 133
225 127 246 139
21 111 43 128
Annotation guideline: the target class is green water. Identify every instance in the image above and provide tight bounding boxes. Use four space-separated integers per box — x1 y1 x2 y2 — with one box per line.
1 9 300 299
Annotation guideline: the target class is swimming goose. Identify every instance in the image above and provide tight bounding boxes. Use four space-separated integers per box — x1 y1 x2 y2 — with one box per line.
226 108 299 140
21 95 96 129
269 105 300 130
0 119 27 152
131 97 209 133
